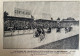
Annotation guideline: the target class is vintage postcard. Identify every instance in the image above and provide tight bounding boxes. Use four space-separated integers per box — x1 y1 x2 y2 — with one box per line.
0 0 80 56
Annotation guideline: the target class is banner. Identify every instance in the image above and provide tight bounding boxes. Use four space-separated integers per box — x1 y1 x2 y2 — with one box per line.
14 8 31 18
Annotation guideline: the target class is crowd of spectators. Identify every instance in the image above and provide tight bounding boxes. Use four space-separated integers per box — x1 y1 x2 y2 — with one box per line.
4 19 34 31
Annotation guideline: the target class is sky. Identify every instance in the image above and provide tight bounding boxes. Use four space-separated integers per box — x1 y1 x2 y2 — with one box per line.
3 1 80 20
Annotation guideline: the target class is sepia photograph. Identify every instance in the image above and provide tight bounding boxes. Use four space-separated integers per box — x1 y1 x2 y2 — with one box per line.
3 1 79 49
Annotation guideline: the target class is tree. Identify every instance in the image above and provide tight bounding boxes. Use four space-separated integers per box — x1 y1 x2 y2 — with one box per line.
51 17 53 21
4 11 8 17
31 15 34 19
4 11 9 21
57 17 60 24
57 17 60 21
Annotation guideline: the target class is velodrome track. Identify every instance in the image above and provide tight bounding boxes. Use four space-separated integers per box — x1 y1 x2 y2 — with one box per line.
3 25 79 49
34 34 79 49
